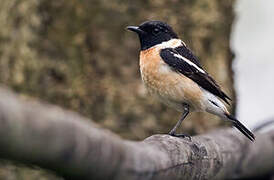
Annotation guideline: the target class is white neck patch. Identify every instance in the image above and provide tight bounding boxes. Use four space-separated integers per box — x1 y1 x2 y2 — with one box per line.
154 39 183 49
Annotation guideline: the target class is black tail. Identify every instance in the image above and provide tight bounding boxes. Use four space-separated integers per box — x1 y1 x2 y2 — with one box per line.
225 114 255 142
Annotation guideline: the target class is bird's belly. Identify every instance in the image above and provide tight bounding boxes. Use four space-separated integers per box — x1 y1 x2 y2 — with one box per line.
140 65 204 112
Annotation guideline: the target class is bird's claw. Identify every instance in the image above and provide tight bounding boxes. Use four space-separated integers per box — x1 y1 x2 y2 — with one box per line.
168 132 192 141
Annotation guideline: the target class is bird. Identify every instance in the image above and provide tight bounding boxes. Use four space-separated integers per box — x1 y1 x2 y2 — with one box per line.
127 20 255 141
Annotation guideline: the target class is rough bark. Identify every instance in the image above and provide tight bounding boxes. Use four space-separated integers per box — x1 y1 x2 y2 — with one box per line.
0 86 273 180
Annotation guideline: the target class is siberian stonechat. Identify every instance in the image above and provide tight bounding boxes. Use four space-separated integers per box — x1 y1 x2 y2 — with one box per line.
127 20 254 141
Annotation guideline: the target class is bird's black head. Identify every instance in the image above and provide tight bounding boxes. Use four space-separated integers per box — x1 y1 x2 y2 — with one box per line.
127 21 178 50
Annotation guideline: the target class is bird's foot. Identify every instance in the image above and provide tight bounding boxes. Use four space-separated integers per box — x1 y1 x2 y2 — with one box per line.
168 132 192 141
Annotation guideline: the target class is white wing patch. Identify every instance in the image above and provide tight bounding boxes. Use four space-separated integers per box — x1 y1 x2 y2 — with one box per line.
153 38 205 74
171 52 205 74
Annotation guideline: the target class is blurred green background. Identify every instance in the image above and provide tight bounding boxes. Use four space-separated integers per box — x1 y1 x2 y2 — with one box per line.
0 0 235 179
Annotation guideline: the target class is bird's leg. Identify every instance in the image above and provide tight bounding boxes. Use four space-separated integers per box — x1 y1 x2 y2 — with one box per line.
168 104 191 140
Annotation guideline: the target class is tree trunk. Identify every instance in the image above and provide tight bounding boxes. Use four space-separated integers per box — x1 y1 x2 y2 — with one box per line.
0 87 273 180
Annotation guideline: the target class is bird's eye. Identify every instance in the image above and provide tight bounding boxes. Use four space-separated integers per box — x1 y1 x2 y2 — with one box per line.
153 28 160 35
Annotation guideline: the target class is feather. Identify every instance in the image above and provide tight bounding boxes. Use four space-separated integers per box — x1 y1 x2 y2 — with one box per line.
160 46 231 105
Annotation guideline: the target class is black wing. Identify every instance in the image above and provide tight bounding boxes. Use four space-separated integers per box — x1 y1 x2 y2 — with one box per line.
174 45 203 68
160 46 231 104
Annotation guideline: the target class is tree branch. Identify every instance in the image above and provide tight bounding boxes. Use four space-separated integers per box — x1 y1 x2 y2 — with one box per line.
0 86 273 180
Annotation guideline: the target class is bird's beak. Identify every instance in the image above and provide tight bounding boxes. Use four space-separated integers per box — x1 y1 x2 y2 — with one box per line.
126 26 145 34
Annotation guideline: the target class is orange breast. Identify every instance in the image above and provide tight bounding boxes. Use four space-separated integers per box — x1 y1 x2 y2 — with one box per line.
139 47 204 111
